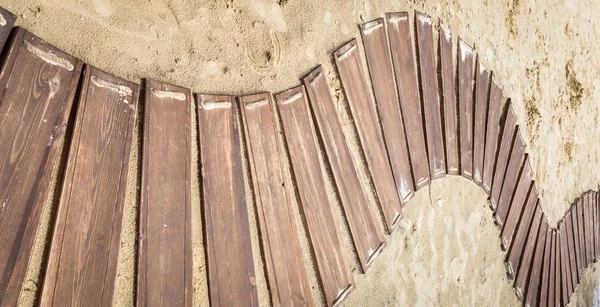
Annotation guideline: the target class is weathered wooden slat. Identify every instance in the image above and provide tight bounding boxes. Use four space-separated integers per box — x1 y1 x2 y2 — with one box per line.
334 40 403 231
500 158 533 251
490 105 517 210
458 38 475 179
506 186 538 279
482 76 503 194
360 18 415 203
0 29 82 305
539 229 553 307
242 90 348 307
438 22 459 175
386 12 429 188
303 67 387 271
495 129 526 227
0 7 15 53
472 59 489 185
577 199 586 274
559 224 573 303
551 231 558 307
200 94 257 307
572 201 583 280
42 65 138 306
415 12 445 179
555 231 562 307
595 194 599 260
514 204 542 299
138 80 192 307
585 193 593 265
525 223 548 307
241 90 314 306
565 210 578 289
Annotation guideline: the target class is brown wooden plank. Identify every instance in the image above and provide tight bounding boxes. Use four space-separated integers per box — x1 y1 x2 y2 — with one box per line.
386 12 430 188
138 80 192 307
595 193 599 260
514 203 542 299
239 91 312 306
500 157 533 251
539 229 553 307
494 129 526 227
554 230 561 307
559 224 573 303
458 38 475 179
565 210 578 289
0 29 82 305
199 94 257 306
42 65 138 306
506 186 538 279
438 22 459 175
303 67 387 270
360 18 415 203
551 231 558 307
525 222 548 307
572 201 583 280
0 7 15 53
585 193 593 265
577 199 586 274
415 12 445 179
472 59 489 186
482 76 503 194
490 105 517 210
334 40 403 231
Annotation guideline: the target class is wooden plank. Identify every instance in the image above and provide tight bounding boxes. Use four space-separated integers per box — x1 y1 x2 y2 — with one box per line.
500 157 533 251
482 76 503 194
239 91 313 306
42 65 138 306
0 7 15 53
539 229 553 307
386 12 430 188
360 18 415 203
585 193 593 265
490 105 517 211
242 91 350 307
415 12 445 179
0 29 82 305
572 201 583 280
595 193 599 260
551 232 558 307
438 22 459 175
525 222 548 307
559 224 573 303
577 199 586 275
200 94 257 306
458 38 475 179
472 59 490 185
303 67 387 269
494 129 526 227
138 80 192 307
506 186 538 279
514 203 542 299
565 210 578 289
554 231 561 307
334 40 403 231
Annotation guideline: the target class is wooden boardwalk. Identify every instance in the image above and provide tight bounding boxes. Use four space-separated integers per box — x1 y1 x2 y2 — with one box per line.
0 7 598 307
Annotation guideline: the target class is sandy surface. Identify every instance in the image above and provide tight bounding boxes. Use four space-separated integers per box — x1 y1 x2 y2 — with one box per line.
3 0 600 306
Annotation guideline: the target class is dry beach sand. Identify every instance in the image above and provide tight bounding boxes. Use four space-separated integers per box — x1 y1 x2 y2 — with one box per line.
2 0 600 305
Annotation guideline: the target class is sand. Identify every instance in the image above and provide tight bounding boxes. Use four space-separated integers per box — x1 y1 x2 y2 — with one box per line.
2 0 600 306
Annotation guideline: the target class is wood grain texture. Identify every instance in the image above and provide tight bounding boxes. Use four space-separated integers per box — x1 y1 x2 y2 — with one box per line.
514 204 542 300
490 105 517 211
539 229 552 307
571 202 583 280
525 223 548 307
565 210 578 290
495 129 526 227
199 93 257 307
576 200 586 274
551 232 558 307
241 92 351 306
386 12 429 189
334 40 403 232
138 80 192 307
559 225 573 303
457 38 475 179
438 22 459 175
360 18 415 203
0 7 15 54
414 12 445 179
500 158 533 251
555 231 562 307
482 76 503 194
0 29 82 305
506 186 538 279
42 65 138 306
595 194 599 260
278 86 351 304
585 193 593 265
472 60 489 185
303 67 387 272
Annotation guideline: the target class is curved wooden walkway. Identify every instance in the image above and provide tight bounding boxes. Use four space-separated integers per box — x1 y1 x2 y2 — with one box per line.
0 6 595 307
